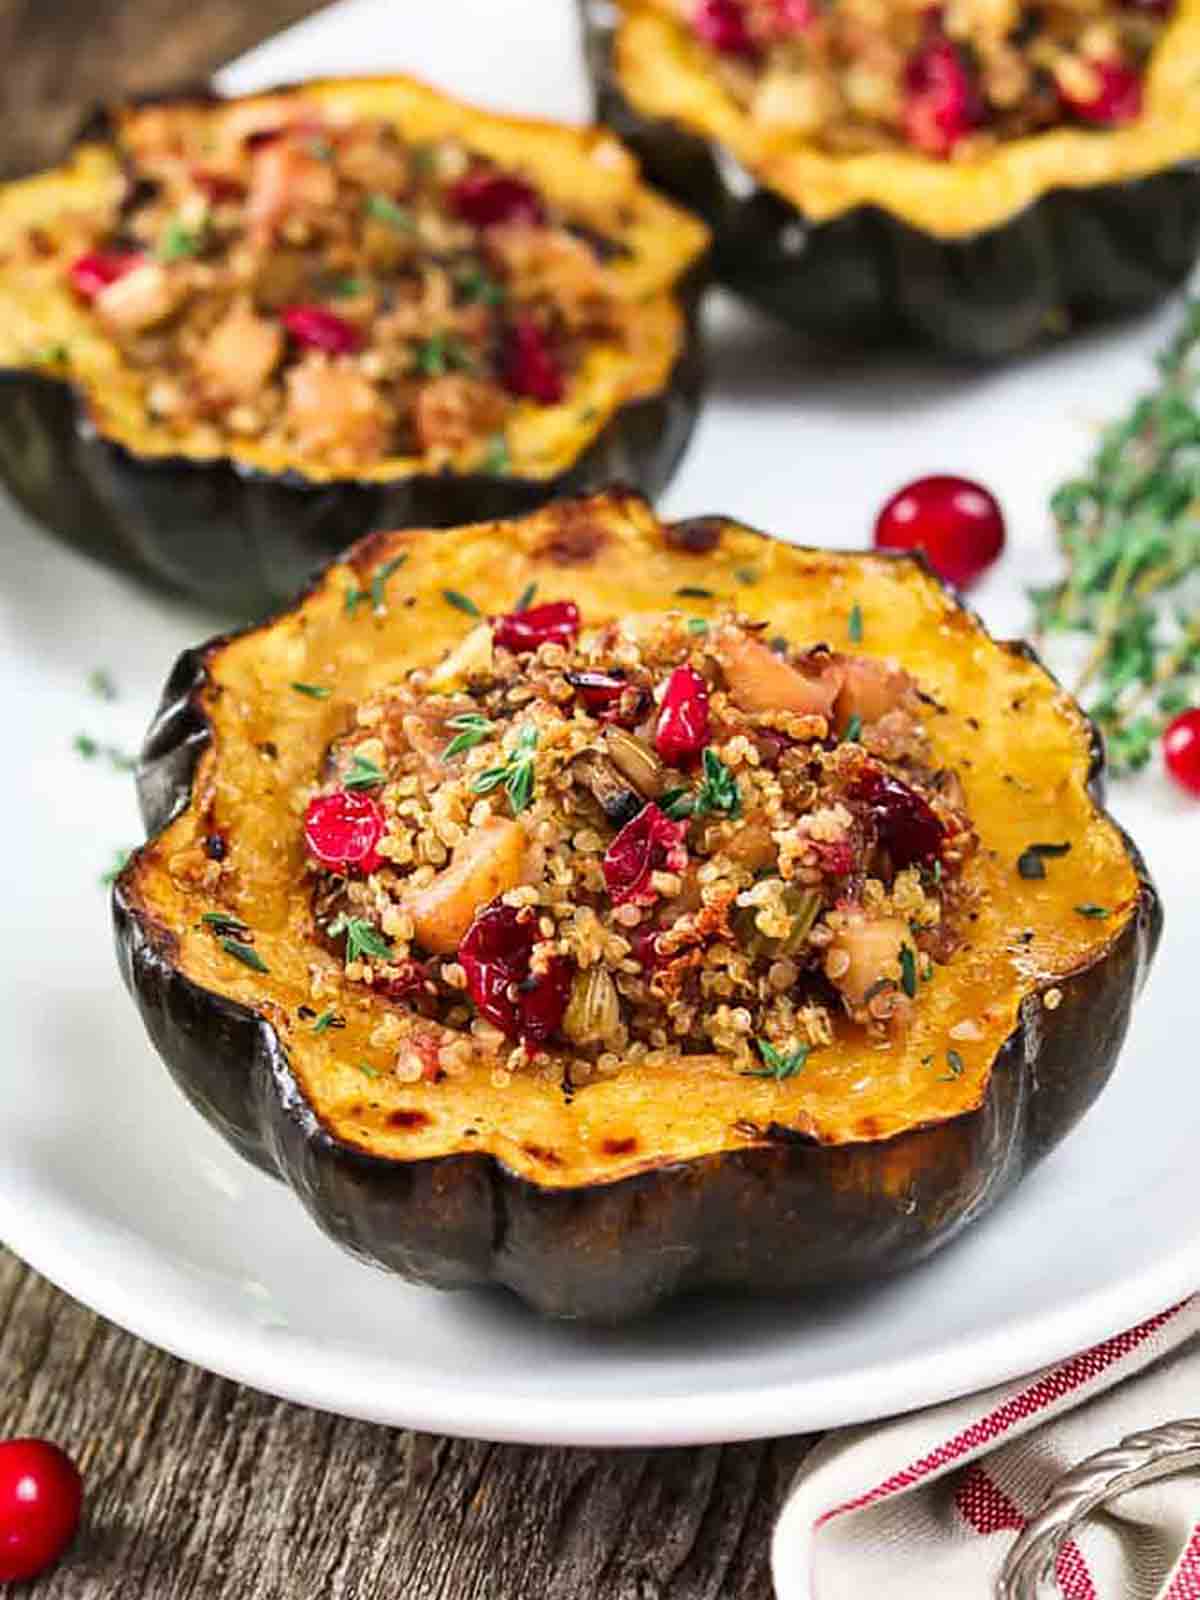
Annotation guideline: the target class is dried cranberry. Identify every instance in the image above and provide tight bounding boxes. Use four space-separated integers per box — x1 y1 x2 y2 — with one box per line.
874 474 1005 589
631 926 668 971
761 0 817 35
565 670 653 728
68 250 144 301
655 665 710 767
280 304 362 355
191 168 245 202
449 170 545 228
693 0 757 55
903 37 981 157
813 839 856 877
855 768 944 870
459 900 571 1044
1062 60 1143 125
493 600 580 653
304 791 385 874
502 316 565 404
0 1439 82 1584
603 804 689 906
1163 709 1200 797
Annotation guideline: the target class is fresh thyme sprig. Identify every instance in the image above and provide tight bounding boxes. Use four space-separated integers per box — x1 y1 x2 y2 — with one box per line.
741 1039 811 1080
1031 300 1200 774
470 724 538 814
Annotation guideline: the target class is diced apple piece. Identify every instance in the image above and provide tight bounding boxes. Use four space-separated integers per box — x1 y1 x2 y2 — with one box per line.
825 910 910 1007
408 817 526 956
835 656 915 732
717 628 842 719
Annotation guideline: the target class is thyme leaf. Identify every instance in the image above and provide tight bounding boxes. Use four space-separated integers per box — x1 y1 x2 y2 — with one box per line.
848 603 864 644
343 753 386 791
442 712 495 759
742 1039 811 1080
1017 841 1072 880
443 588 481 617
220 937 269 974
291 682 332 700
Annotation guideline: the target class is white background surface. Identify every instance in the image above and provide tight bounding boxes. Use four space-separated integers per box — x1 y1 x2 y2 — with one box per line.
0 0 1196 1447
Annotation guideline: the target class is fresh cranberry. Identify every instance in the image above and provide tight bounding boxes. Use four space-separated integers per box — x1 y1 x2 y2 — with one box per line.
280 304 362 355
502 317 565 404
761 0 817 36
493 600 580 653
304 791 385 874
874 474 1005 589
0 1440 83 1584
813 839 856 877
1062 60 1143 126
68 250 144 301
565 670 653 728
693 0 757 55
603 804 689 906
191 168 246 202
855 768 944 870
655 665 710 767
449 171 545 228
459 901 571 1044
1163 710 1200 797
903 37 981 157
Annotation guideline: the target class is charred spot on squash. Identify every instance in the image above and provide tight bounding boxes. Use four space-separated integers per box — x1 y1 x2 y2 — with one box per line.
113 490 1159 1319
537 512 609 566
388 1108 431 1130
665 515 723 554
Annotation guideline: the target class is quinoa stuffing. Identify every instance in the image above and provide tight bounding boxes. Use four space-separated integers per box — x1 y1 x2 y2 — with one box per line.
679 0 1171 158
301 599 979 1084
51 98 637 471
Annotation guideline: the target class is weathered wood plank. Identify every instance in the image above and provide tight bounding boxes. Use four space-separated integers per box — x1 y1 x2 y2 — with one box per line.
0 1250 813 1597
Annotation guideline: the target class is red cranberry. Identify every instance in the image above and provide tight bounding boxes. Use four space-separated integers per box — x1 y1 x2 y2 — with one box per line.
874 474 1005 589
603 804 689 906
762 0 817 36
693 0 757 55
191 168 245 202
459 901 571 1044
68 250 144 301
1163 709 1200 797
0 1439 82 1584
855 768 944 871
493 600 580 653
449 171 545 228
813 839 856 877
565 670 653 729
280 304 362 355
304 791 386 874
502 317 565 404
655 665 710 767
1062 60 1143 126
903 38 981 157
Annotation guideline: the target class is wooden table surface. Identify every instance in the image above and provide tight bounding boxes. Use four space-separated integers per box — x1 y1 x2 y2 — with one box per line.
0 3 815 1594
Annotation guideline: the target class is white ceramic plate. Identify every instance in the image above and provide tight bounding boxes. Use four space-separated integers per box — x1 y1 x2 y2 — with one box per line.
1 0 1197 1449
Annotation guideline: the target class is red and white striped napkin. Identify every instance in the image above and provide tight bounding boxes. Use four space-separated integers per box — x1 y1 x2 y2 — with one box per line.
774 1297 1200 1599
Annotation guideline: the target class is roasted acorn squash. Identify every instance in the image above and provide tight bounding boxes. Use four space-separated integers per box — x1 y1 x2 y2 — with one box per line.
581 0 1200 359
113 490 1159 1321
0 79 707 613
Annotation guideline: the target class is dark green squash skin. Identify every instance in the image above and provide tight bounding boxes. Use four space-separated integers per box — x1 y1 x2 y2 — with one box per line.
580 0 1200 360
0 295 703 616
111 523 1161 1322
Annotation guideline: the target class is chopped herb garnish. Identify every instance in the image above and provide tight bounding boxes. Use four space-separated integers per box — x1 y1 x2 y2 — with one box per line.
220 937 269 974
470 725 538 815
513 581 537 613
443 712 495 759
843 713 863 745
88 668 117 701
686 617 709 636
370 553 408 611
454 262 505 306
33 342 69 366
1075 903 1111 920
675 586 713 599
734 566 759 586
414 330 473 378
338 917 395 965
899 943 918 999
742 1039 811 1080
365 193 415 232
937 1048 966 1083
694 748 741 819
291 681 332 700
443 588 481 617
311 1009 340 1034
345 582 369 616
343 753 386 791
99 847 131 888
848 603 864 644
329 275 363 299
159 218 205 261
1017 841 1072 880
482 433 511 475
659 786 694 821
356 1061 381 1079
1031 300 1200 776
201 911 249 935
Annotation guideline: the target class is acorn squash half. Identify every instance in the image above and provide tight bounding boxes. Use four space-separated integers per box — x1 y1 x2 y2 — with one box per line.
581 0 1200 359
0 79 707 614
113 490 1160 1321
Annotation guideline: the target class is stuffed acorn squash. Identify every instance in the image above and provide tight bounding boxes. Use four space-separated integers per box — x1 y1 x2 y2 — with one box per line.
0 79 707 612
114 490 1159 1321
581 0 1200 358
